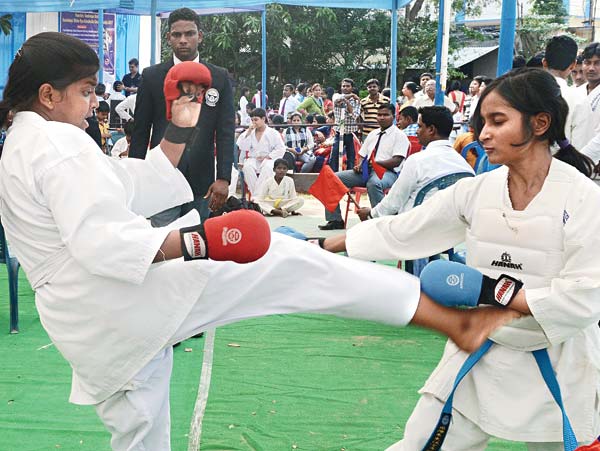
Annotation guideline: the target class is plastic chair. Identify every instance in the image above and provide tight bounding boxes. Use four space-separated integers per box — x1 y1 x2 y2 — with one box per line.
407 135 422 158
0 220 19 333
475 153 501 174
460 140 501 175
403 172 474 276
461 140 485 169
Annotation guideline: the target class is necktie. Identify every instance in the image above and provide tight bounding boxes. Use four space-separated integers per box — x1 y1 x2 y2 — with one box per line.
362 130 385 183
281 98 287 119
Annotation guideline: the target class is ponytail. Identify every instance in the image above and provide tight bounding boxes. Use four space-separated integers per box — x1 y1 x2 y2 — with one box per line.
553 139 595 178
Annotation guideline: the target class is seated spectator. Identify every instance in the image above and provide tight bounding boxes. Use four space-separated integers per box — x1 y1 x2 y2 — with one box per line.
236 107 286 196
319 103 409 230
357 106 474 220
241 102 255 126
111 120 134 158
397 106 419 137
255 158 304 217
284 112 316 173
399 82 418 112
413 80 457 113
447 80 466 114
85 113 102 149
297 83 325 118
109 81 126 101
96 101 112 153
95 83 109 102
453 117 477 168
312 130 334 172
271 114 285 127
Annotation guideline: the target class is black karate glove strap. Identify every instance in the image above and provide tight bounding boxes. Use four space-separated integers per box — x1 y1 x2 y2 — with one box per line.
164 123 195 144
306 237 326 248
180 224 208 261
480 274 523 307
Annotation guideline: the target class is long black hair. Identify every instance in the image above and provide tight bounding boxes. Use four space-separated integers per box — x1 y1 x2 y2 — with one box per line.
0 32 99 129
472 67 594 177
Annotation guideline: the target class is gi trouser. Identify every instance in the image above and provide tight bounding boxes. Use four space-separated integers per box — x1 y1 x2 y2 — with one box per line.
94 233 421 450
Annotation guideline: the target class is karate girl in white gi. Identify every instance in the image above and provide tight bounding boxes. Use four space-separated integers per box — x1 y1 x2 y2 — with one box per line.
326 68 600 449
0 32 519 451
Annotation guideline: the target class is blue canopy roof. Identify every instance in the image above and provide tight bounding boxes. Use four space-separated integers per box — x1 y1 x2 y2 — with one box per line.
0 0 413 13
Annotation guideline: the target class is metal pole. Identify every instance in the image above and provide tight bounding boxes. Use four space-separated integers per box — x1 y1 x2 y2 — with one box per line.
98 9 104 83
150 0 157 65
390 0 398 107
497 0 517 76
261 9 267 109
434 0 451 104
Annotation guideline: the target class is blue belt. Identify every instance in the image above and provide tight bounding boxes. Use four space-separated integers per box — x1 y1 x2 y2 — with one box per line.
422 339 579 451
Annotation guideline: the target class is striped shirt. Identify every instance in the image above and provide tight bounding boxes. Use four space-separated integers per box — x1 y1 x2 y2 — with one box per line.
360 93 390 135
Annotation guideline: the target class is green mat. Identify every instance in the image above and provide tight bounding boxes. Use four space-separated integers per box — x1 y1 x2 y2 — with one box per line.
0 271 525 450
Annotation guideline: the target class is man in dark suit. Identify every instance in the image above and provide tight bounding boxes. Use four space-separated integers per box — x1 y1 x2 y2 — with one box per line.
130 7 233 225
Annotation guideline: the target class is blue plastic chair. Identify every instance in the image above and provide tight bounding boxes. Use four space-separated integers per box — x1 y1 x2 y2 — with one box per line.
461 140 501 174
404 172 474 276
0 220 19 333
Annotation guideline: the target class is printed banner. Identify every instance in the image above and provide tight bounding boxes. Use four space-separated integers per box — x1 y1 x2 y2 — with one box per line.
60 11 116 86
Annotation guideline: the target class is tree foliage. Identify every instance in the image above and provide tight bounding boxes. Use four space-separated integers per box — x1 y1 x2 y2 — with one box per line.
0 14 12 36
160 3 483 101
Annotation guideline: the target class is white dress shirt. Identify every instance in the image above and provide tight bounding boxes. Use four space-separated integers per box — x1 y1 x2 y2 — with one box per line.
278 95 300 121
371 139 474 218
358 124 410 173
413 95 458 113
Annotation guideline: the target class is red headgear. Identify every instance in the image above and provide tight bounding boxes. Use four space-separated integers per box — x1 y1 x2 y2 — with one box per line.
163 61 212 120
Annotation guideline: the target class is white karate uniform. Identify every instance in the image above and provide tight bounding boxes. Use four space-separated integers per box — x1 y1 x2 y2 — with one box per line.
236 126 285 196
255 175 304 214
346 158 600 447
0 111 422 450
555 76 585 146
570 83 600 149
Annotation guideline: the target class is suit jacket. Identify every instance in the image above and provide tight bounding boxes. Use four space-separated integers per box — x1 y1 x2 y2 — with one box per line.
129 58 234 196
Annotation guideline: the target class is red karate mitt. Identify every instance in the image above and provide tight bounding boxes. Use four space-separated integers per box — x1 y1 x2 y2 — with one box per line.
163 61 212 120
203 210 271 263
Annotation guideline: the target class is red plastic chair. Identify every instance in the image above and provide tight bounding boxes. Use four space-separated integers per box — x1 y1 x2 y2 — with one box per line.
407 135 422 158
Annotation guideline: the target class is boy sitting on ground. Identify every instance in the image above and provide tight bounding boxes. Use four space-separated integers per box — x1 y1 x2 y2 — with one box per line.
255 158 304 217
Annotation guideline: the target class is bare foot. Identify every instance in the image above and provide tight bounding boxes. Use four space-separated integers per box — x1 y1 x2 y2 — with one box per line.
448 307 522 353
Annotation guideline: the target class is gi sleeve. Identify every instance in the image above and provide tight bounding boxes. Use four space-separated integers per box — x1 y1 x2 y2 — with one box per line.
526 182 600 345
113 146 193 218
40 151 171 285
346 177 473 261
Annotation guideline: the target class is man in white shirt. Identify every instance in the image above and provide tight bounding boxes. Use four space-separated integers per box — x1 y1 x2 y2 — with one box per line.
318 103 409 230
413 80 457 113
357 106 474 220
236 107 286 196
571 42 600 150
414 72 433 99
278 83 300 122
542 35 586 147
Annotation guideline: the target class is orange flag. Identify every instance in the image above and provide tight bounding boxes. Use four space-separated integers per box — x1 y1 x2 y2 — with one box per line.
308 165 349 212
